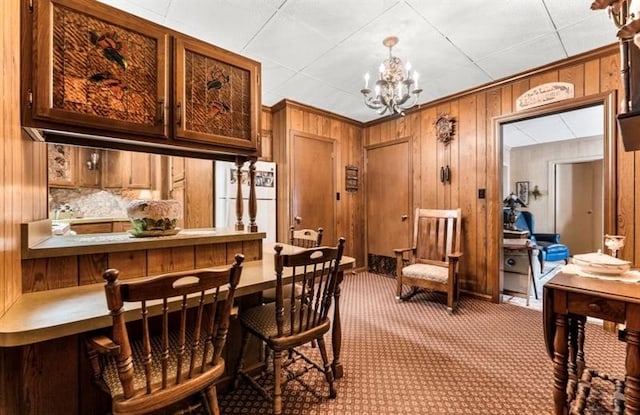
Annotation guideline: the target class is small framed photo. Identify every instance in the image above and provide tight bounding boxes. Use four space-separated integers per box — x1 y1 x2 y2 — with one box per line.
516 181 530 205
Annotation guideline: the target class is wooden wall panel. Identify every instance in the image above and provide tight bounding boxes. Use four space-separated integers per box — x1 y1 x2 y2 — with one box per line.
194 243 227 267
363 45 636 300
108 250 148 279
147 246 195 274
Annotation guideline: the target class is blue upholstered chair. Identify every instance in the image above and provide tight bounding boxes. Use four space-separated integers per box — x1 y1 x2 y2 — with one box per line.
504 208 570 271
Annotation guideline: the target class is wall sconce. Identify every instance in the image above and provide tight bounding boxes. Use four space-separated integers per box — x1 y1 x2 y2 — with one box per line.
531 185 542 200
86 150 100 170
439 165 451 183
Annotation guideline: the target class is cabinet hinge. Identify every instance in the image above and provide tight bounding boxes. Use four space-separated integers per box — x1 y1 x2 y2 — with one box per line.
27 89 33 108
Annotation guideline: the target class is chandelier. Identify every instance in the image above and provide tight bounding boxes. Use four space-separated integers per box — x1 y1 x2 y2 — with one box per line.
360 36 422 116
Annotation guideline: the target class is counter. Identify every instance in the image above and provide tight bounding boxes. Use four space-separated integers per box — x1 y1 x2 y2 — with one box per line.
22 219 265 259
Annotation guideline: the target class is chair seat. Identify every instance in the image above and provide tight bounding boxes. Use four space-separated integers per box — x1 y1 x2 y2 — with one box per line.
539 243 570 262
240 301 330 351
261 283 304 303
101 328 222 399
402 263 449 284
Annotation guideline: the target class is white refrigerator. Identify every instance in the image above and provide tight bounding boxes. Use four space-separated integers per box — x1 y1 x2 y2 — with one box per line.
215 160 276 243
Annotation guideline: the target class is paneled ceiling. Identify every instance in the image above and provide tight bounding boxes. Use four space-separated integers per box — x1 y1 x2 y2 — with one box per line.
98 0 618 123
503 104 604 148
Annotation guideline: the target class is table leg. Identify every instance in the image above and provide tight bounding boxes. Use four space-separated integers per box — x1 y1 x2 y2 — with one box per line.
553 313 569 415
625 328 640 414
331 270 344 379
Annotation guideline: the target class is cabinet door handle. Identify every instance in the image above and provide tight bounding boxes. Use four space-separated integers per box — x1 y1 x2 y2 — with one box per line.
445 165 451 183
176 102 182 126
156 98 165 125
401 214 408 221
440 166 445 183
295 216 302 224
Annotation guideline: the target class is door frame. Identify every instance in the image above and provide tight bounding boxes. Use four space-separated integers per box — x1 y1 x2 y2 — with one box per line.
364 136 413 270
491 91 617 302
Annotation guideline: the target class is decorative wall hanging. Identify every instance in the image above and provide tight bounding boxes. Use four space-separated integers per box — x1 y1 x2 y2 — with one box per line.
435 113 455 144
345 165 359 192
516 181 530 205
515 82 574 111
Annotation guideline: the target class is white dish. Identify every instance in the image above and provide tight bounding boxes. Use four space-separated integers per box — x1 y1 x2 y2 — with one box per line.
572 252 631 275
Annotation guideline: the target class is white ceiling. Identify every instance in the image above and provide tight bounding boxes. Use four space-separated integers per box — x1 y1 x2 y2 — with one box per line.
97 0 618 123
502 104 604 148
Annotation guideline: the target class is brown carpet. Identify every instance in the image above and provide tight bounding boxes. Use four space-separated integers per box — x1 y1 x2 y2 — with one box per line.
219 271 626 414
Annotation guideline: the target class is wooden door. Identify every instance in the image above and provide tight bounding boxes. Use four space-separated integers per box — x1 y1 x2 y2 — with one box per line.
30 0 169 138
366 140 411 259
555 160 603 255
290 133 336 245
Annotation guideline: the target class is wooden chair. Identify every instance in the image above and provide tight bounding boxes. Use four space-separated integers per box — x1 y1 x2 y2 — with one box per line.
233 238 346 415
86 255 244 415
289 226 324 248
262 226 324 303
394 208 463 313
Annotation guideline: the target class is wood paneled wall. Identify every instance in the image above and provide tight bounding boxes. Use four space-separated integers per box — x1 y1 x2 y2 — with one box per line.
363 45 630 300
0 0 48 316
270 100 365 267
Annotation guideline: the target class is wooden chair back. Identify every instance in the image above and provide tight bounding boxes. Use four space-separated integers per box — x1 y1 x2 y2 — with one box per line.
289 226 323 248
89 255 244 414
413 208 461 267
274 238 345 338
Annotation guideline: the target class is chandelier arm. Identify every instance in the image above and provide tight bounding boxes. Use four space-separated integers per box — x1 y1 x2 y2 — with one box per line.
362 96 384 110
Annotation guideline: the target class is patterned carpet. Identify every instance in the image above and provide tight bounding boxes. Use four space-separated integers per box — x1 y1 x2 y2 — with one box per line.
219 272 626 414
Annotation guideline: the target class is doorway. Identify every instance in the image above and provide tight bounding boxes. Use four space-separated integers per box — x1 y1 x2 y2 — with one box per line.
492 91 617 303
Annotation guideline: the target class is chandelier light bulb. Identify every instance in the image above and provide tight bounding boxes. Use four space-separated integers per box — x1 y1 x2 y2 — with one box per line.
364 72 370 89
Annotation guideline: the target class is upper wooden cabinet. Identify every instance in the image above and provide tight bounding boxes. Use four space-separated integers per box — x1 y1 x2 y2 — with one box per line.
174 37 261 151
23 0 261 158
28 0 169 139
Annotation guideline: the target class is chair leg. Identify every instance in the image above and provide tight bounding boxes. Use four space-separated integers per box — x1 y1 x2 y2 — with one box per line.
204 385 220 415
395 276 403 301
233 329 251 390
316 337 337 399
273 350 283 415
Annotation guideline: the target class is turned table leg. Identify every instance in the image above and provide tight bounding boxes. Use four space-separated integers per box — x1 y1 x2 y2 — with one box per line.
553 313 569 415
331 270 344 379
625 306 640 414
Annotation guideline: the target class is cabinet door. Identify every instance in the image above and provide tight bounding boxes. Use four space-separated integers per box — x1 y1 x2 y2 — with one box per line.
128 152 151 189
48 144 78 188
31 0 169 138
101 150 125 188
77 147 101 187
174 36 260 151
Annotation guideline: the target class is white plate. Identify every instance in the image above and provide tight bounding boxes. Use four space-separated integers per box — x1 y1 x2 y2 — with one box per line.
572 252 631 275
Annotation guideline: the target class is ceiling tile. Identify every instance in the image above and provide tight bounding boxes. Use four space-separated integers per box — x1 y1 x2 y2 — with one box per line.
476 33 566 81
165 0 281 52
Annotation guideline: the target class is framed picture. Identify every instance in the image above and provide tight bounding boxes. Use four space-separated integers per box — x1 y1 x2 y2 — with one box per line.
516 181 530 205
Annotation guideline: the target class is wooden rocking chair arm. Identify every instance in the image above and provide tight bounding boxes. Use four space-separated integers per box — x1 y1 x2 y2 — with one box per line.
87 334 121 356
393 247 415 255
447 252 463 260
